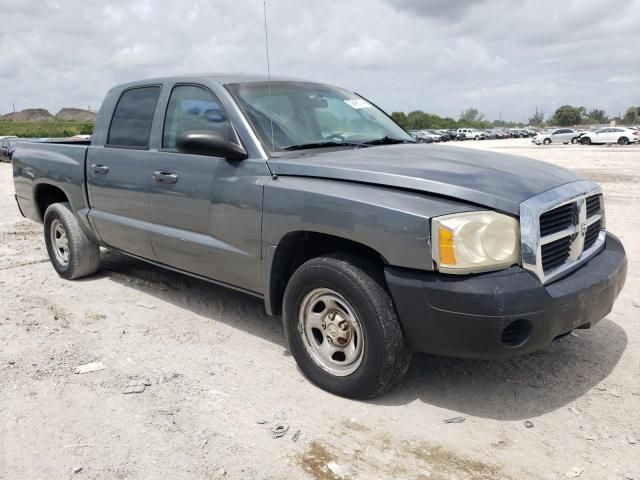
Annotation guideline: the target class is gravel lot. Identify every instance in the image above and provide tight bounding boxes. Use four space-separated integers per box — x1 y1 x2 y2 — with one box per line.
1 139 638 480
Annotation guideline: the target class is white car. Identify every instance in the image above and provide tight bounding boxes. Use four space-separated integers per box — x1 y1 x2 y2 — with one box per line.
534 128 578 145
580 127 639 145
456 128 483 140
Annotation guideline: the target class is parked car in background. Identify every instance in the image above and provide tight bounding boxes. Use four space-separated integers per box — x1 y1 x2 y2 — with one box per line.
409 130 427 143
581 127 639 145
457 128 485 140
456 128 471 140
444 129 460 140
408 130 433 143
0 136 19 160
434 130 454 141
425 130 445 142
534 128 578 145
491 129 506 139
428 130 446 141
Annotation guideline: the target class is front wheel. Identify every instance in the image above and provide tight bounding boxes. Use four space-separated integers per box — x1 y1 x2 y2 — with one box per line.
543 138 551 145
44 202 100 279
618 137 630 145
582 137 592 145
283 254 411 399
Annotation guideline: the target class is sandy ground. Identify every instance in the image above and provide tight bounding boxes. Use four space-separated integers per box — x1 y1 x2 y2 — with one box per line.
1 139 639 480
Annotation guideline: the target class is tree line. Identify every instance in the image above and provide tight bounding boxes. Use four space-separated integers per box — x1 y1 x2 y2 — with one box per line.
391 106 640 130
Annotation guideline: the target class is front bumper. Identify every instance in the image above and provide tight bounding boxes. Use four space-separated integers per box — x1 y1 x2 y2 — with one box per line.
385 233 627 359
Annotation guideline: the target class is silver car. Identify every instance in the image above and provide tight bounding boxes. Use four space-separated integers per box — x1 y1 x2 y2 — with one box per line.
535 128 578 145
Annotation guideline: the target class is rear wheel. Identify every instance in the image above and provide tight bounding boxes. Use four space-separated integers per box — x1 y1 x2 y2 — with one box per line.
543 138 551 145
44 202 100 279
283 254 411 399
618 136 630 145
571 137 580 144
582 137 592 145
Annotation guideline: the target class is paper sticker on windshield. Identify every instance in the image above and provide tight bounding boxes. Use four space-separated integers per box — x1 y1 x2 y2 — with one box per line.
344 99 372 109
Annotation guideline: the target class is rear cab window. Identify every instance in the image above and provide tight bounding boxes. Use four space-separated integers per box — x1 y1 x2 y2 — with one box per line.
107 86 161 148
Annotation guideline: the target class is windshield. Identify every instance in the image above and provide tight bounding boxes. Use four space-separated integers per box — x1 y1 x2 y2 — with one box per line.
226 81 413 152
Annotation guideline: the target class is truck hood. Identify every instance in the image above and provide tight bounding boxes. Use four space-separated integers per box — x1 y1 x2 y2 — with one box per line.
268 144 581 215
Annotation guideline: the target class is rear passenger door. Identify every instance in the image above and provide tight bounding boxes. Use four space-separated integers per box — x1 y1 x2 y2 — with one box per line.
86 85 160 259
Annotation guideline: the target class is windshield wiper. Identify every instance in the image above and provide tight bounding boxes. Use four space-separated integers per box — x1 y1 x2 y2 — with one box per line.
283 141 365 151
361 136 415 146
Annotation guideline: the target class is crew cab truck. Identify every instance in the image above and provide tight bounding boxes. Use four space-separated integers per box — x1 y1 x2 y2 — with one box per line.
13 75 627 398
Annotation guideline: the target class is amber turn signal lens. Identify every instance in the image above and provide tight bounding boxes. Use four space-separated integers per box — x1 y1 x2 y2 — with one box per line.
438 227 456 265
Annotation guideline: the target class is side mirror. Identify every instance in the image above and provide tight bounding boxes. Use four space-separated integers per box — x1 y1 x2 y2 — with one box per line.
176 131 248 160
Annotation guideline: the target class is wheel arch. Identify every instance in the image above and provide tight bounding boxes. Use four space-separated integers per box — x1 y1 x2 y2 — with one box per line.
33 182 71 221
263 231 388 316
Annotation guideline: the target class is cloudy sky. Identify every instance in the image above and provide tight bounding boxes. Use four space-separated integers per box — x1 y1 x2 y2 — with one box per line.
0 0 638 121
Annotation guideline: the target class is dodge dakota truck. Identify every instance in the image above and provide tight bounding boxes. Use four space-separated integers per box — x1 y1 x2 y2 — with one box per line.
12 74 627 398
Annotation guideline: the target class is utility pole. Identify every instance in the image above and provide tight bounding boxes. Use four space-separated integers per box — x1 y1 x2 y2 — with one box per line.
12 103 16 113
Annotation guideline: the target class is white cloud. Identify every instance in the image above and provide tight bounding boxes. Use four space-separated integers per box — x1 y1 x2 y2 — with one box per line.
0 0 638 120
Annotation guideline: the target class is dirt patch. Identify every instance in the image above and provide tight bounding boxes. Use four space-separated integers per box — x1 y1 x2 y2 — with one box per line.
298 441 349 480
400 440 507 480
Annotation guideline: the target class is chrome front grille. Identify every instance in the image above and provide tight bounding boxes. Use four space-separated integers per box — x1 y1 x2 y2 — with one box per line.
541 236 572 272
520 181 606 284
584 218 601 250
539 202 575 236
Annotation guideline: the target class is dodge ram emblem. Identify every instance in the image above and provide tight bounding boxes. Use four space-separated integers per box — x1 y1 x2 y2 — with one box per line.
580 222 588 236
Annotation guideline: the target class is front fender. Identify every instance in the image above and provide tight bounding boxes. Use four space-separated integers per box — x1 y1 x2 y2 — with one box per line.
262 176 481 271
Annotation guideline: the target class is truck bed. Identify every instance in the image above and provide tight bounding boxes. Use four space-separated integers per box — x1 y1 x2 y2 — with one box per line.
12 141 90 224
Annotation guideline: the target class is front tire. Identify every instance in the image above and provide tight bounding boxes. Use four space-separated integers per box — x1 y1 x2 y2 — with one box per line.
283 254 411 399
44 202 100 280
582 137 592 145
543 138 551 145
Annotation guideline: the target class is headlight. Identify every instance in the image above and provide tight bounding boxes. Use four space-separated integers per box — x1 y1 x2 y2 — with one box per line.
431 211 519 274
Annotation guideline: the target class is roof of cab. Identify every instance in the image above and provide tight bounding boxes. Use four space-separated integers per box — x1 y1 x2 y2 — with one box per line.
111 73 307 91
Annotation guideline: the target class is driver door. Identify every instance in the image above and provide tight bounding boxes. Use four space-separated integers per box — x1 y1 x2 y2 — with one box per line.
147 84 267 292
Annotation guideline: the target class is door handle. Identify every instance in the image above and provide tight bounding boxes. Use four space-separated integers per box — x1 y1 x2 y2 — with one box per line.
153 171 179 184
92 164 109 174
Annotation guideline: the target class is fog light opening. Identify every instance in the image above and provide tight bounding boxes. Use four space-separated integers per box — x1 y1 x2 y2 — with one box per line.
501 319 532 348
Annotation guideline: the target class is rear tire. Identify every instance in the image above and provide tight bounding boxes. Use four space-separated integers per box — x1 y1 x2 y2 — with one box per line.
44 202 100 280
618 137 629 145
283 254 412 399
571 137 579 144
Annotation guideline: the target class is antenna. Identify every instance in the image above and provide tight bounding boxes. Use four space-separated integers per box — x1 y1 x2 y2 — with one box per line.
263 0 275 158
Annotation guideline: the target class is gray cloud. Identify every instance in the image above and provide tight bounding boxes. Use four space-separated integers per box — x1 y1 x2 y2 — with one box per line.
383 0 488 20
0 0 638 122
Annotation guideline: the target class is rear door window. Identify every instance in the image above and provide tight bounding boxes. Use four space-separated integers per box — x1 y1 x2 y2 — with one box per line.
107 86 161 148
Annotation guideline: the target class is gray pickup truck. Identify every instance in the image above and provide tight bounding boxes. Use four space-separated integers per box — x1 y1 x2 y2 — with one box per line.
12 74 627 398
